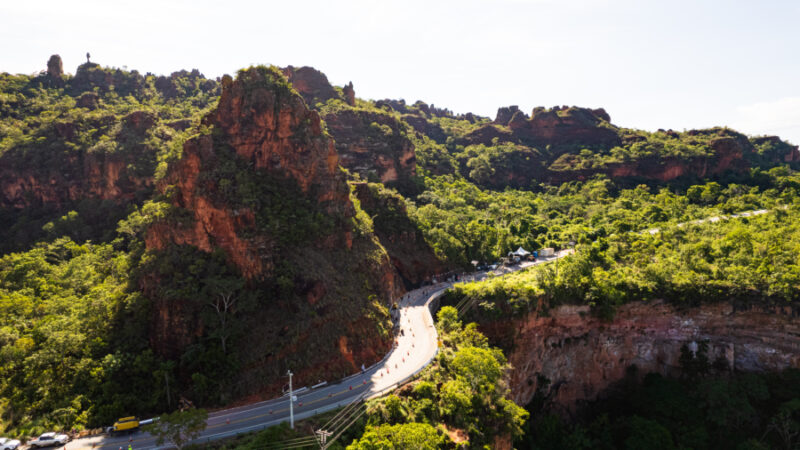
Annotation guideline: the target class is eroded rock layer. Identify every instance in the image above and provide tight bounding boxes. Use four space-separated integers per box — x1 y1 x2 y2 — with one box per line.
492 301 800 413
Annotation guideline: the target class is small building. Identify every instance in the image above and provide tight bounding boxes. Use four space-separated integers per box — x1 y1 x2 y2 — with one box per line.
539 247 555 257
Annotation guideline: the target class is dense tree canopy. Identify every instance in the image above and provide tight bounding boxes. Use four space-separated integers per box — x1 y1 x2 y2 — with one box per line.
2 60 799 446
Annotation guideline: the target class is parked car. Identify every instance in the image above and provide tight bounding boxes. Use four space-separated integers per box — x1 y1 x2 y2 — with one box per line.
0 437 21 450
27 432 68 448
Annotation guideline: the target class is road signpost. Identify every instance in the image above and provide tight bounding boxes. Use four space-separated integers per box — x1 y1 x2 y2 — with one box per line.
287 370 294 429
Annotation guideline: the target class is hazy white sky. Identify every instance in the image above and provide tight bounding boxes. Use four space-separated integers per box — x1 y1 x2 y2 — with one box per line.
2 0 799 144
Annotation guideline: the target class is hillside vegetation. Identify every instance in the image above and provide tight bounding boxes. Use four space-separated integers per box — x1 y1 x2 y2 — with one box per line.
1 57 798 444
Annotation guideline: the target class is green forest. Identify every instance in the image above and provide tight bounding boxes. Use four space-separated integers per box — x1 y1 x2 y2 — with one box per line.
1 59 799 448
442 194 800 322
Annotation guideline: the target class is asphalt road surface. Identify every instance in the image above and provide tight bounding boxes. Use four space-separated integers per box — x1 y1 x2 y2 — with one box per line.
66 252 568 449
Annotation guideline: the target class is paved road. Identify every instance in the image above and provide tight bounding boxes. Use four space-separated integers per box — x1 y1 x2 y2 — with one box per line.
66 253 568 449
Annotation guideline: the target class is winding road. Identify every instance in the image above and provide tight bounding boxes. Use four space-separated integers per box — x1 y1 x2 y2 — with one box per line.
66 253 568 449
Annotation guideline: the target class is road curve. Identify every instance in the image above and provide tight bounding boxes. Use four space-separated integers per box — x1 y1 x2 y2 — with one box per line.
67 253 568 449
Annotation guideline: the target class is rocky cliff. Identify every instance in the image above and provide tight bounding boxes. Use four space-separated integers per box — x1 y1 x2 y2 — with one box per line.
0 56 220 213
458 106 799 186
0 150 151 209
142 66 404 393
323 109 417 189
0 110 157 209
352 182 446 288
484 301 800 414
466 106 619 149
278 67 419 191
146 67 354 278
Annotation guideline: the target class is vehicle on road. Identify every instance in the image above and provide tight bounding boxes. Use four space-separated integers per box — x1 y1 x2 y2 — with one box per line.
107 416 140 435
27 432 68 448
0 437 21 450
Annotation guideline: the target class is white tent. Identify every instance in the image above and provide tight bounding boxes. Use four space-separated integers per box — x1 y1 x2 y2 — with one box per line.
511 247 530 257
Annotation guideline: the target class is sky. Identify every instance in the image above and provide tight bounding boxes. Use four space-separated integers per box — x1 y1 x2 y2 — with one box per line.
2 0 799 144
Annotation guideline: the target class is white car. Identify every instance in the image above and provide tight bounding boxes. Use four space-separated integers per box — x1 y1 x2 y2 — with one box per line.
0 437 21 450
27 432 69 448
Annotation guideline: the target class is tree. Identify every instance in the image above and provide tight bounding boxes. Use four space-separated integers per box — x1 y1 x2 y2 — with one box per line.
346 422 446 449
765 399 800 450
436 306 461 334
439 379 472 426
143 408 208 450
450 346 503 392
623 415 675 450
207 289 238 354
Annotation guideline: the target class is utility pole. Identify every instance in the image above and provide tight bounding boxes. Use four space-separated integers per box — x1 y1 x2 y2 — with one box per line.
287 370 294 429
316 429 332 448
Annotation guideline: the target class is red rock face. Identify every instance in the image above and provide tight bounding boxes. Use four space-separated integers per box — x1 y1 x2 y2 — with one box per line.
0 108 160 210
600 135 750 182
209 69 352 214
141 69 406 399
0 151 152 209
324 109 417 186
147 67 356 279
494 301 800 413
523 107 620 147
145 135 272 279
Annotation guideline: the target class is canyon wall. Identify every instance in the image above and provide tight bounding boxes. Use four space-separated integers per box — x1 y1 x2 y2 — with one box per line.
493 301 800 413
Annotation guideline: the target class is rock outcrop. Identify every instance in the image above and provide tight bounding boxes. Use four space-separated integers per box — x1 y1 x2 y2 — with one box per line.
143 67 404 392
323 109 417 189
47 54 63 80
70 61 146 96
467 106 620 148
485 301 800 414
281 65 342 106
0 152 151 209
343 81 356 106
147 67 354 278
0 110 156 209
494 105 525 126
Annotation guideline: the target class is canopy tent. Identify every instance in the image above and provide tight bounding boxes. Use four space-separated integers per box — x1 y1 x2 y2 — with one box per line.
510 247 530 257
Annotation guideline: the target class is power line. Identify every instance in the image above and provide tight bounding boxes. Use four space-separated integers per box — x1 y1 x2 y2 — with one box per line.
318 393 365 433
321 405 368 449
